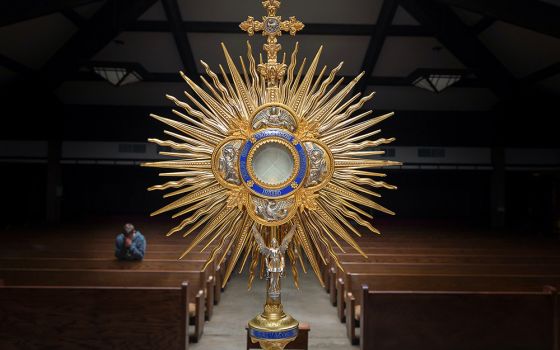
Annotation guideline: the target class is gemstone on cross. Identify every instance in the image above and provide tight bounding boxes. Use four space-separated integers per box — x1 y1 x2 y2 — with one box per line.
239 0 304 63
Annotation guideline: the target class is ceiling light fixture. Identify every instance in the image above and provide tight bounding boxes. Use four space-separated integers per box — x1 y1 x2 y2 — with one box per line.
410 69 464 93
92 63 143 87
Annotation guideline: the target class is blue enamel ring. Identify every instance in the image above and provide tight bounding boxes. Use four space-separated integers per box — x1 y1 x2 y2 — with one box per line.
239 129 307 198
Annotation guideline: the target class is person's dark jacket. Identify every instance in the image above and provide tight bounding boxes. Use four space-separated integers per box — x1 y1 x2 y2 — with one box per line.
115 231 146 260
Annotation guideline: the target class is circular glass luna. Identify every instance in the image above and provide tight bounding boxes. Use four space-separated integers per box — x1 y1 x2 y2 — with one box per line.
251 141 295 185
239 129 308 198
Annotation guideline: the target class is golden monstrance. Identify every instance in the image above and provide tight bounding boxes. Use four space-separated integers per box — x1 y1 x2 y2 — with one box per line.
144 1 400 349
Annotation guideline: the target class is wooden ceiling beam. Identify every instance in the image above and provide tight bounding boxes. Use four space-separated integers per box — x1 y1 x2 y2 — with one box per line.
38 0 159 90
399 0 516 98
354 0 399 94
434 0 560 39
161 0 198 79
0 0 101 27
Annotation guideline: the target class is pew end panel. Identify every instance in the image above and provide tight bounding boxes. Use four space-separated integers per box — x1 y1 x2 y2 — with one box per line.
181 282 190 349
329 267 336 305
214 264 222 305
322 258 332 293
346 291 359 345
206 274 215 321
190 289 206 343
336 276 346 322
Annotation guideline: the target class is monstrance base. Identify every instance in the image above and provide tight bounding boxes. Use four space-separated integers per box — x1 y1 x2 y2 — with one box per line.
248 303 298 350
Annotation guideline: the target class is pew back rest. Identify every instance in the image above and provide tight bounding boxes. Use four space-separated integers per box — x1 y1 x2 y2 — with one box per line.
337 253 560 264
0 283 189 350
346 273 560 306
337 262 560 294
0 250 211 260
340 262 560 275
0 258 209 271
0 269 204 300
360 286 557 350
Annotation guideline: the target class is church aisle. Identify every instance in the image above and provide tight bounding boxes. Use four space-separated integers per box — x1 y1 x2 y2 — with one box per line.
190 266 355 350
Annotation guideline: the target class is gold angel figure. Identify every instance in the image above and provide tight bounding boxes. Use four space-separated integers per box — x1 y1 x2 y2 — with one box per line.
252 224 296 297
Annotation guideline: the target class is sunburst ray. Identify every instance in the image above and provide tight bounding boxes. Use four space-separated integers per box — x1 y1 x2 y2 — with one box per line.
145 33 400 289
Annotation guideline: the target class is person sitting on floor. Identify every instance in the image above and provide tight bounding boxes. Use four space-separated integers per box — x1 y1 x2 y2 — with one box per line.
115 223 146 261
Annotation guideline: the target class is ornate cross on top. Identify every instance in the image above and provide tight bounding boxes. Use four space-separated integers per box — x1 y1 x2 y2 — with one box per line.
240 0 305 86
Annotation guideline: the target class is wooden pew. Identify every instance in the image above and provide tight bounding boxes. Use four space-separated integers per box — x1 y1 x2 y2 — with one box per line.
321 245 560 294
0 254 225 305
324 253 560 303
331 246 560 255
359 285 558 350
1 242 205 250
0 269 209 342
0 247 212 257
0 249 205 259
0 257 223 307
0 221 231 295
335 236 560 247
0 257 210 270
332 252 560 265
333 262 560 319
344 273 560 344
325 255 560 304
0 283 189 350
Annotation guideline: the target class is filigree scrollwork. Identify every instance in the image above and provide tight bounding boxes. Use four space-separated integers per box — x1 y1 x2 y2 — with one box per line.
280 16 304 36
227 187 249 210
257 61 287 87
239 16 263 36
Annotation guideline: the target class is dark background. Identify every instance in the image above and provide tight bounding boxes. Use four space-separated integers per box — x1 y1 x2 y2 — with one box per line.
1 0 559 234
